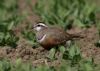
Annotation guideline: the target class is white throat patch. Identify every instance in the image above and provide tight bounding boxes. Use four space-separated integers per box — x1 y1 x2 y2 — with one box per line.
35 26 42 31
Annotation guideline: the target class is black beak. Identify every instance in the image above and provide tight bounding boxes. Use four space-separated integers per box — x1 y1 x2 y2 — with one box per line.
31 25 35 29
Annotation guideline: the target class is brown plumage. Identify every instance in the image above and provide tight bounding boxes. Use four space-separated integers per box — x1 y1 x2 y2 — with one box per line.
33 23 83 49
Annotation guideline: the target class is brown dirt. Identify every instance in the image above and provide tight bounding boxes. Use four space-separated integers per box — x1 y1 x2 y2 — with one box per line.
0 0 100 67
0 25 100 67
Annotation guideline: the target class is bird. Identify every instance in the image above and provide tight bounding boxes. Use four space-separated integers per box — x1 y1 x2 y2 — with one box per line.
32 22 83 49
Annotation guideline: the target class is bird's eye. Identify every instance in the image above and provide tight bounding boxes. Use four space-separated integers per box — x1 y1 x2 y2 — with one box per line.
37 25 41 26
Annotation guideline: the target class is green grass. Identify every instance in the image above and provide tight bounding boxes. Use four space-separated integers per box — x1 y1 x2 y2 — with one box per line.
21 23 38 47
33 0 96 29
0 0 19 47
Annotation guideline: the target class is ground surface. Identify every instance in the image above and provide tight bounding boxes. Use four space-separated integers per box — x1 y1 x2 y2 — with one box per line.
0 0 100 67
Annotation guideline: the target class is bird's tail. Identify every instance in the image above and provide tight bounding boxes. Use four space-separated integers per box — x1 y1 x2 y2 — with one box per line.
66 32 84 40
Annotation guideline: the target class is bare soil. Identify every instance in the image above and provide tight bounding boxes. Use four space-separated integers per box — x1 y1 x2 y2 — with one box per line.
0 25 100 67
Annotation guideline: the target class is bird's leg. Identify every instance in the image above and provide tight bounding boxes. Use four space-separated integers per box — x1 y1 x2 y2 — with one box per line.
64 40 72 48
57 46 66 60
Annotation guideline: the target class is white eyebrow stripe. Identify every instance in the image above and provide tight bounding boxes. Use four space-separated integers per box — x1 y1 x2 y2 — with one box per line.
38 34 46 42
38 23 48 27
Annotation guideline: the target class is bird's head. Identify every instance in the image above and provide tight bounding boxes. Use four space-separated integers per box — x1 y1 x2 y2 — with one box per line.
33 22 48 32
